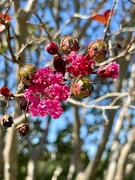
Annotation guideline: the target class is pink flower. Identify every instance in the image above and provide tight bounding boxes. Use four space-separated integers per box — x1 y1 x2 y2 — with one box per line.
97 62 120 80
24 67 71 118
64 51 95 76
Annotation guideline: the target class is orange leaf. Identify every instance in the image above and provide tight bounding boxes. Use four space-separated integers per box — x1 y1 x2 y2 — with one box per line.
0 14 12 22
92 10 115 25
0 13 12 32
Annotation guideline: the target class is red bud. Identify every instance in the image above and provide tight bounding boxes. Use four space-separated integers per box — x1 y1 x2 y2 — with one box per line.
46 42 59 55
0 87 11 98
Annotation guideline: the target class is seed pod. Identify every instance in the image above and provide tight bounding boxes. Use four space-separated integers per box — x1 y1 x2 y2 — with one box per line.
1 114 14 129
87 39 108 63
60 35 80 55
71 78 94 98
15 123 29 138
18 64 37 86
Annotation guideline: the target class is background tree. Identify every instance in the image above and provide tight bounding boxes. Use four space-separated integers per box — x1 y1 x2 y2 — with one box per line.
0 0 135 180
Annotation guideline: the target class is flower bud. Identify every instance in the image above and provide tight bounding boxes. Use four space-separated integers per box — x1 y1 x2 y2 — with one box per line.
1 114 14 129
0 87 12 98
97 62 120 80
53 56 66 75
60 35 80 55
15 123 29 138
87 39 108 63
45 42 59 55
19 98 30 113
71 78 94 98
18 64 37 86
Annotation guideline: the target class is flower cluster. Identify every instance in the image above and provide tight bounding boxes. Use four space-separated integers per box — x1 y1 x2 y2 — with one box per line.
24 67 71 118
0 35 120 137
0 6 120 140
18 36 120 119
97 62 120 80
64 51 95 76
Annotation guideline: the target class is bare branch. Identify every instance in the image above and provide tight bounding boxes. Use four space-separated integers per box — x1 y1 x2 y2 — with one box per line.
108 27 135 37
67 90 135 110
114 127 135 180
33 12 52 41
128 0 135 5
72 107 83 173
103 0 118 40
67 164 75 180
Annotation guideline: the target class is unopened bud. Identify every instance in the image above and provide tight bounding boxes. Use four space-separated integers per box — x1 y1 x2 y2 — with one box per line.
71 78 94 98
0 87 12 98
88 39 108 63
19 98 30 113
53 56 66 75
60 35 80 55
46 42 59 55
18 64 37 86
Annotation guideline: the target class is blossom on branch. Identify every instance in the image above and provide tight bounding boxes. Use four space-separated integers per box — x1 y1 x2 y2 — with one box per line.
64 51 95 76
97 62 120 80
24 67 71 118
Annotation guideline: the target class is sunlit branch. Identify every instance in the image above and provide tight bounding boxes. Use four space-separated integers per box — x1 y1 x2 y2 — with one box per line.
87 91 135 104
52 166 63 180
99 41 135 66
107 26 135 37
102 109 109 125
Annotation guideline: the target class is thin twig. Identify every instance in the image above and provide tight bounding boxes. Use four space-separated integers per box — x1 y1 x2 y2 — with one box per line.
33 11 52 41
103 0 118 40
99 41 135 66
5 23 19 64
0 53 12 61
107 27 135 37
4 0 14 17
102 109 109 125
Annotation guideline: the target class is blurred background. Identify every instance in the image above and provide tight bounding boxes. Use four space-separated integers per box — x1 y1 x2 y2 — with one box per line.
0 0 135 180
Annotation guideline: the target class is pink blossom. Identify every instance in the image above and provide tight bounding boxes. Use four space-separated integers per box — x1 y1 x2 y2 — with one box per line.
24 67 71 118
64 51 95 76
97 62 120 80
